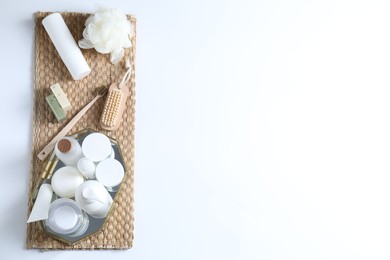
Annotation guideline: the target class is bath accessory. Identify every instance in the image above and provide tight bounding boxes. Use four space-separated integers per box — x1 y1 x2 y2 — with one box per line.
45 198 89 237
78 5 132 64
95 158 124 192
28 11 136 248
77 157 96 179
37 86 108 161
42 13 91 80
100 63 131 131
54 137 83 166
27 184 53 223
50 83 72 112
45 94 67 122
75 181 113 219
82 132 112 162
51 166 84 198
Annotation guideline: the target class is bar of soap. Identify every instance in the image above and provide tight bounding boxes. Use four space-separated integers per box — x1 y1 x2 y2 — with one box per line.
45 94 67 122
50 83 72 112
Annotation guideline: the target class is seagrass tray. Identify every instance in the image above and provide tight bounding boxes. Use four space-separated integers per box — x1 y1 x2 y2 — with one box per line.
26 12 136 250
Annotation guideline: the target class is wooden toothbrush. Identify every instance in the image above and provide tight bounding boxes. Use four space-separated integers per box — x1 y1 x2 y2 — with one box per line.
37 86 108 161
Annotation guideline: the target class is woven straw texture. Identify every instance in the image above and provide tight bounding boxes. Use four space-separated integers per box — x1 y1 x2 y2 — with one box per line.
26 12 136 250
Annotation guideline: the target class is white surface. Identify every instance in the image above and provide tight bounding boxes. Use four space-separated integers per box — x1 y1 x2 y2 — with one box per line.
3 0 390 259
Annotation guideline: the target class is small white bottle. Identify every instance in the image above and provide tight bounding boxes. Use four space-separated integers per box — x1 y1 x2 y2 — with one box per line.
75 181 113 219
54 137 83 167
77 157 96 179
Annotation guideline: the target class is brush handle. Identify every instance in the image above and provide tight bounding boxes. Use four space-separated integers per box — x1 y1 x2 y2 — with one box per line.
37 95 102 161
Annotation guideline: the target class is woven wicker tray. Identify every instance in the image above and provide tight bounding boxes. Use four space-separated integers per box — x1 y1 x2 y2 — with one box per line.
26 12 136 250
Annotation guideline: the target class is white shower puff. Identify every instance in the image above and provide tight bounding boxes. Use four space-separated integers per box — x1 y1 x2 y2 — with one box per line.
79 6 132 64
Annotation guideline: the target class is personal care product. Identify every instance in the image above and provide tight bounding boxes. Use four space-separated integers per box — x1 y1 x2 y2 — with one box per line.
45 94 67 122
45 198 89 237
77 157 96 179
42 13 91 80
50 83 72 112
78 5 133 64
27 184 53 223
100 63 131 131
54 137 83 166
82 133 112 162
75 181 113 219
37 86 108 161
95 158 124 192
51 166 84 198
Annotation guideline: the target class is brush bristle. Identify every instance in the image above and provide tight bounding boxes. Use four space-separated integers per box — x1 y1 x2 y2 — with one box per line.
101 89 123 127
97 86 109 96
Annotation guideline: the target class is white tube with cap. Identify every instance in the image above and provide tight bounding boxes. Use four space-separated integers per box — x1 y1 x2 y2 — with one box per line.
27 184 53 223
42 13 91 80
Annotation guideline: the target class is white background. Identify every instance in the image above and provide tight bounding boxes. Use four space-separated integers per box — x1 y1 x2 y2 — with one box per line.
1 0 390 259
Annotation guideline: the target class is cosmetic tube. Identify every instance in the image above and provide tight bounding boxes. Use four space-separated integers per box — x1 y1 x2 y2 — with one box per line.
42 13 91 80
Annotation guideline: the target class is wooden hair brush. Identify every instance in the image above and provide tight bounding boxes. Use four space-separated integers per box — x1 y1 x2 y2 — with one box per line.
100 63 132 131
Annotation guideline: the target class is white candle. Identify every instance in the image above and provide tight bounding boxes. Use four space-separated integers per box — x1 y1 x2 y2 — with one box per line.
42 13 91 80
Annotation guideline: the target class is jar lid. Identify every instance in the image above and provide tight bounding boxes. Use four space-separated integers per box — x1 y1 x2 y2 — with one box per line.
95 158 124 190
58 139 71 153
82 133 112 162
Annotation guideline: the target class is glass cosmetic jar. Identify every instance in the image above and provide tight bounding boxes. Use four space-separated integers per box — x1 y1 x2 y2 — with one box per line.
45 198 89 237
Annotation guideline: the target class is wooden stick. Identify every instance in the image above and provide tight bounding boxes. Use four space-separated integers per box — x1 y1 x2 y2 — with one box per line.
37 88 107 161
